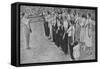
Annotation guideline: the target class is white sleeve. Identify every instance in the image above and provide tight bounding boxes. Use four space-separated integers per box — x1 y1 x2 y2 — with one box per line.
67 26 72 33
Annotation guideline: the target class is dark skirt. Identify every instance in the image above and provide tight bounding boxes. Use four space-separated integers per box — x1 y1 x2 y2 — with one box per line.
54 31 59 47
44 22 50 37
52 28 56 42
68 36 75 60
61 33 68 55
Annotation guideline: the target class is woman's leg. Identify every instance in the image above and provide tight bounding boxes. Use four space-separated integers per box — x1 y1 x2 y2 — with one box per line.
26 32 30 49
25 27 31 49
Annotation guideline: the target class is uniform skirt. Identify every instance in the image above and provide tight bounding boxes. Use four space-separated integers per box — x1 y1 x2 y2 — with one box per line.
44 22 50 37
61 33 68 55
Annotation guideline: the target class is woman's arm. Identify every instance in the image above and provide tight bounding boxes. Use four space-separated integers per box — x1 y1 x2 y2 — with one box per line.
67 26 72 33
28 19 32 33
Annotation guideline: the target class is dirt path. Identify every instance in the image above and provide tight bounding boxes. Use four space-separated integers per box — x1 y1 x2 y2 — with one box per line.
21 21 71 64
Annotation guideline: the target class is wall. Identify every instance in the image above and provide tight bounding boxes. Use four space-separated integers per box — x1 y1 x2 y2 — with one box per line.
0 0 99 69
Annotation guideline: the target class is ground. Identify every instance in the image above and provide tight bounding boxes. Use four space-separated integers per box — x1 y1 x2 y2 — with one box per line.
20 21 72 64
20 21 95 64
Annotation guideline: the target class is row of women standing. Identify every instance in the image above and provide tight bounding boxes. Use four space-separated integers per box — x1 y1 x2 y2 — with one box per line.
43 11 76 60
43 10 95 61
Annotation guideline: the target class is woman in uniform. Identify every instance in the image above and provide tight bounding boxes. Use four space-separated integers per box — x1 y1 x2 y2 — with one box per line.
67 20 75 60
21 12 32 49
